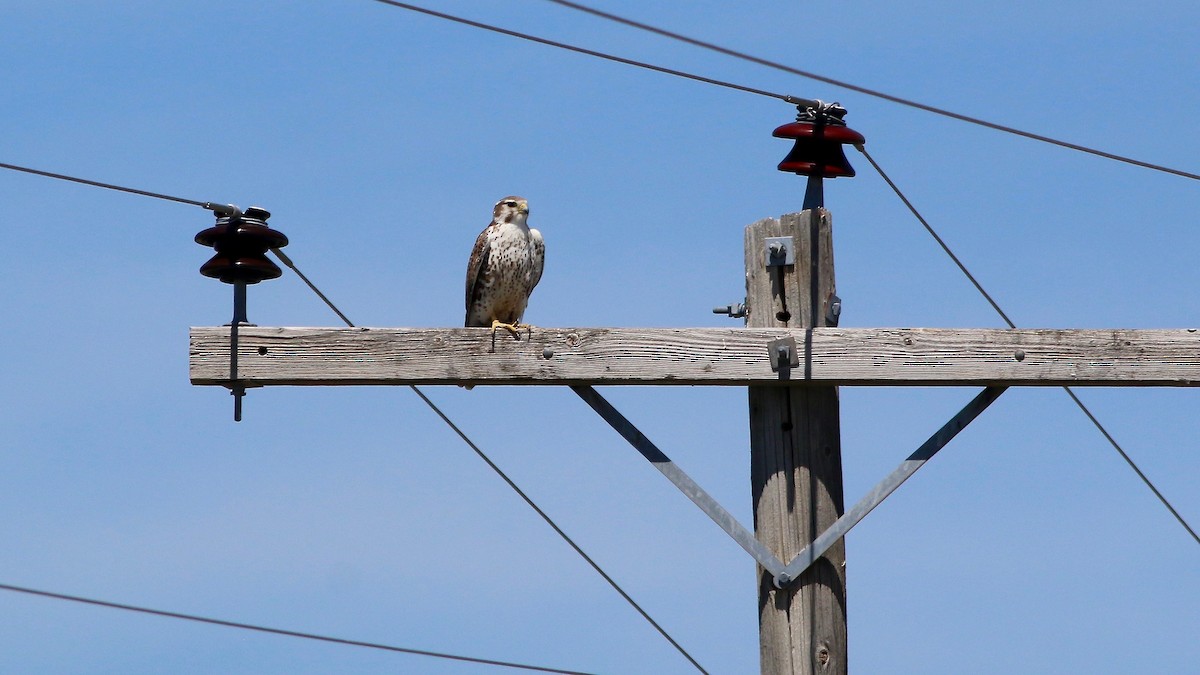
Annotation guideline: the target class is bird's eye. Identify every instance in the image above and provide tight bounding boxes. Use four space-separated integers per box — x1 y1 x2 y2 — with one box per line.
504 200 517 207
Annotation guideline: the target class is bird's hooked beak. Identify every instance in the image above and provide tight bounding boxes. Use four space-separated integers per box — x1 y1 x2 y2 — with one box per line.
518 200 529 215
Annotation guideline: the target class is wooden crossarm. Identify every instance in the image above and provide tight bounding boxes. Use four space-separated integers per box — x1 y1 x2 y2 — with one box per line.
189 326 1200 387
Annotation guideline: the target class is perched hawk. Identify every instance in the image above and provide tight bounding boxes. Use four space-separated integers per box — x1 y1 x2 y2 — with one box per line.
465 196 545 338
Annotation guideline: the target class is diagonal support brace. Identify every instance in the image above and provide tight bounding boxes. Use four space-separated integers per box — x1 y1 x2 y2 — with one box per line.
572 384 1006 589
774 386 1008 586
570 385 788 578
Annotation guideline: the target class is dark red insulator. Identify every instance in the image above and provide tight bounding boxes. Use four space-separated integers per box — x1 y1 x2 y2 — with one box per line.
773 120 865 178
195 206 288 284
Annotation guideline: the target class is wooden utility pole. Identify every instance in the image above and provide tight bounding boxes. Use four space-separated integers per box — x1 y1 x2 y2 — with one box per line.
745 210 846 674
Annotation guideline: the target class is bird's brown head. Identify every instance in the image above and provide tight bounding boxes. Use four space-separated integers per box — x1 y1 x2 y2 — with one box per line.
493 196 530 224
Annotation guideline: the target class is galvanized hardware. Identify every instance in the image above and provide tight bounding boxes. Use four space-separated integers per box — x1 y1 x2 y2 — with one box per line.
765 236 794 267
767 336 799 371
571 382 1006 592
712 302 746 319
825 294 842 327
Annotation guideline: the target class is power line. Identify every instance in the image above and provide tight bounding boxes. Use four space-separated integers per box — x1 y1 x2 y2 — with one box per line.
367 0 811 107
0 582 593 674
380 0 1197 543
14 3 1198 187
368 0 1197 546
0 160 615 670
539 0 1200 183
277 260 709 675
0 161 210 208
854 146 1016 329
0 162 347 328
5 0 1192 637
0 161 350 329
1060 386 1200 546
856 144 1199 547
407 386 710 675
270 248 355 327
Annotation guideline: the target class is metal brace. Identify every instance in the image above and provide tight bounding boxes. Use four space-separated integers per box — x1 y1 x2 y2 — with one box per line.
570 385 789 580
571 384 1007 591
767 336 799 371
772 386 1007 587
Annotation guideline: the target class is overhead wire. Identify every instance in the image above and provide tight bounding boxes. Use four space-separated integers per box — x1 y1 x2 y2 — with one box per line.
364 0 1199 547
367 0 810 106
852 148 1017 329
274 261 712 675
1 0 1191 567
856 144 1199 546
1 4 1193 663
270 248 356 327
0 161 210 208
406 385 711 675
391 0 1198 548
537 0 1200 182
0 161 707 673
0 162 346 326
0 582 593 675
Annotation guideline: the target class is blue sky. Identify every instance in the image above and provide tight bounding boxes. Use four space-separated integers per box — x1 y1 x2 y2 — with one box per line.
2 1 1197 673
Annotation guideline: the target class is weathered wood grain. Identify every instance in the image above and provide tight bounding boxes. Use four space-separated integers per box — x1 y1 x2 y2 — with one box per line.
746 210 846 675
189 325 1200 387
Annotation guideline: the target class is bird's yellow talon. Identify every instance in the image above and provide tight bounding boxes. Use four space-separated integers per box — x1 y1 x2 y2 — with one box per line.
490 320 524 340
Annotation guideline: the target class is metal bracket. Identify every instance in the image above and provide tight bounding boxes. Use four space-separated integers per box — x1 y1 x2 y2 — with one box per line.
767 336 799 371
765 236 794 267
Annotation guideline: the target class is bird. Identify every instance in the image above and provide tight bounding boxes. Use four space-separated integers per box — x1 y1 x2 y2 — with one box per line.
465 196 545 342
